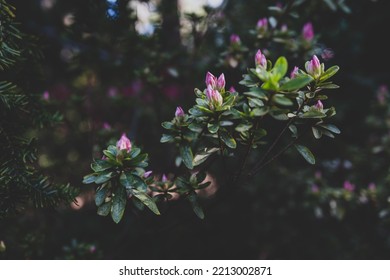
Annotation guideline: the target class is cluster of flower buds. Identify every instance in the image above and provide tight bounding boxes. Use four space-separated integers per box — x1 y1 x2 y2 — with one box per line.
205 72 225 110
305 55 323 79
255 49 267 69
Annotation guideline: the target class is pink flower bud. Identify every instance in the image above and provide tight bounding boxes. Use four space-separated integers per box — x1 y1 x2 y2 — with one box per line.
290 66 299 79
256 18 268 31
305 55 322 78
311 184 320 193
103 122 111 130
229 86 236 92
217 73 225 91
281 24 288 32
116 133 132 152
205 72 217 88
314 100 323 110
162 174 168 182
206 85 223 109
175 106 185 118
144 171 153 178
343 181 355 192
368 183 376 191
42 91 50 101
377 85 389 105
321 48 334 61
255 49 267 68
302 22 314 41
230 34 241 45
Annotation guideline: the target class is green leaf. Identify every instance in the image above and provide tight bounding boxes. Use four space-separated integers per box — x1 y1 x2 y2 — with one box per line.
295 144 315 165
272 94 294 106
111 186 127 223
129 147 141 158
95 171 115 184
251 107 269 117
280 75 313 91
160 134 174 143
97 202 111 217
248 97 264 108
82 174 97 184
91 159 112 172
318 124 341 134
272 56 288 81
219 130 237 149
188 193 204 219
131 189 160 215
312 127 323 139
180 145 194 169
207 122 219 133
320 65 339 82
193 147 220 166
162 121 175 130
300 110 327 119
244 87 268 99
235 123 253 133
95 186 108 206
188 122 203 132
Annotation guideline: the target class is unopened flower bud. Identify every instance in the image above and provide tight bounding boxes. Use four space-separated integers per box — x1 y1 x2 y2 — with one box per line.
144 171 153 178
206 85 223 109
305 55 322 78
256 18 268 31
229 86 236 92
343 181 355 192
217 73 225 91
205 72 217 89
368 183 376 191
290 66 299 79
255 49 267 68
116 133 132 152
302 22 314 41
314 100 324 110
162 174 168 182
42 91 50 101
230 34 241 45
175 106 185 118
281 24 288 33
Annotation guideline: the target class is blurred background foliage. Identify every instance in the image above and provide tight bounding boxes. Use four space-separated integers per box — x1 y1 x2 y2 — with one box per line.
1 0 390 259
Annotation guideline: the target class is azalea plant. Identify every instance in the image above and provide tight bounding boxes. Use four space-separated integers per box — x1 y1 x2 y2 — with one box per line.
84 50 340 223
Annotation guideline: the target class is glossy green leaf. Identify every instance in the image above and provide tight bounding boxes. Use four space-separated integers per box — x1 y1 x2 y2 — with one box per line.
300 110 327 119
295 144 315 165
272 56 288 81
180 145 194 169
193 147 220 166
97 202 111 217
131 189 160 215
188 193 204 219
318 124 341 134
82 174 97 184
162 121 174 130
280 75 313 91
91 159 112 172
207 122 219 134
219 130 237 149
320 65 339 82
111 186 127 223
160 134 174 143
95 186 108 206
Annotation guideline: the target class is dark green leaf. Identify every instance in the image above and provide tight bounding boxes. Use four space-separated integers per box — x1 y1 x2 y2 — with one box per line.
207 122 219 134
312 127 322 139
188 193 204 219
162 121 175 130
188 122 203 133
91 159 112 172
318 124 341 134
95 171 115 184
193 147 220 166
180 145 194 169
160 134 174 143
280 75 313 91
131 189 160 215
300 110 327 119
111 186 127 223
219 130 237 149
95 186 108 206
272 94 294 106
83 174 97 184
97 202 111 216
295 144 315 165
